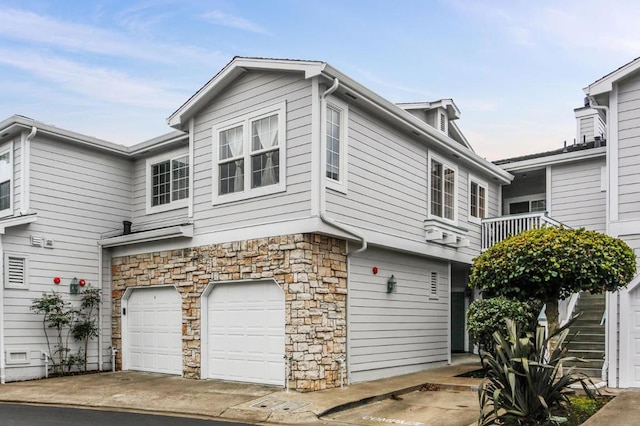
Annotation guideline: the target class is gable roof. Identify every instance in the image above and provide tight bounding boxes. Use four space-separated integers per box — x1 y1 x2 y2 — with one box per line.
167 56 512 184
495 140 606 172
584 56 640 96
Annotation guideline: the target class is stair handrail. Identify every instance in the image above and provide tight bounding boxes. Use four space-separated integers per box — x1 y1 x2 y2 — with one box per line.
560 292 580 327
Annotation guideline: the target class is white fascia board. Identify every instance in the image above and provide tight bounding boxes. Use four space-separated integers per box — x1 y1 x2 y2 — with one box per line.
166 57 326 128
584 57 640 96
500 147 606 173
448 121 473 151
0 116 129 156
0 214 37 234
99 224 194 248
320 66 512 184
128 131 188 157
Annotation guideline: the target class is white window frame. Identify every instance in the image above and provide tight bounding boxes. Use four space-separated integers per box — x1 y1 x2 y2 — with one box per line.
145 151 189 214
504 193 546 215
212 102 287 204
428 151 458 224
4 253 28 290
323 96 348 193
0 141 13 218
468 174 488 225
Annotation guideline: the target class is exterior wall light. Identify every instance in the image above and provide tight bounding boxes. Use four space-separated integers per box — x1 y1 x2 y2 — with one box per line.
387 275 397 293
70 277 79 295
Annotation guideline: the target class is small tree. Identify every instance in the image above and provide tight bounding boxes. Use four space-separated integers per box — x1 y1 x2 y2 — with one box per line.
470 227 636 335
72 286 101 372
30 292 78 375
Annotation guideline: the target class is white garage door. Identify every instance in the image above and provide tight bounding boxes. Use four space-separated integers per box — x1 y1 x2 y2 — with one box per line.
207 281 285 385
630 289 640 387
127 287 182 375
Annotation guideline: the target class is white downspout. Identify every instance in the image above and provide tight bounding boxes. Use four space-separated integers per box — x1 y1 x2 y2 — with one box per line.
588 96 611 385
0 234 5 384
188 118 195 219
319 77 367 256
97 243 103 371
21 126 36 216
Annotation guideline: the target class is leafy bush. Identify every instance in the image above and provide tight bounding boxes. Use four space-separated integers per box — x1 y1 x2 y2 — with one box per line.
467 297 540 353
470 227 636 334
478 318 594 426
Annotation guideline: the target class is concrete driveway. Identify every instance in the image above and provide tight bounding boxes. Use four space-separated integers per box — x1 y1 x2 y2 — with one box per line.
321 389 478 426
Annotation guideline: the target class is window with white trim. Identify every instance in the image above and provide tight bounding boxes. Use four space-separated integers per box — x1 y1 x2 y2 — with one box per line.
146 153 189 214
4 253 27 289
0 143 13 217
430 155 456 221
469 177 488 224
324 97 348 192
212 103 286 204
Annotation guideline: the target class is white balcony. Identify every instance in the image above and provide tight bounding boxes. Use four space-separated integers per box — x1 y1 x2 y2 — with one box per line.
481 212 565 251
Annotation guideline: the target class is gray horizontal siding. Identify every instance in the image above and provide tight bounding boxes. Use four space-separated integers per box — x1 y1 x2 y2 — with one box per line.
550 159 606 232
188 71 312 234
348 247 449 383
618 74 640 221
2 135 129 381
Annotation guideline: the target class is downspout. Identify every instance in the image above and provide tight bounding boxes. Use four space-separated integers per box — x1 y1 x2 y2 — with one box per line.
188 118 195 219
97 242 103 371
319 77 367 256
588 96 611 385
21 126 37 215
319 78 366 389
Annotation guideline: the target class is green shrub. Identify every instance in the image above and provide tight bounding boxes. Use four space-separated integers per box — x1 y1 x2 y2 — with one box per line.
467 297 540 353
478 318 594 426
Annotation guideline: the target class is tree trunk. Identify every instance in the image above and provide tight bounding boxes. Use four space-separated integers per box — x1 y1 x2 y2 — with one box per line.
545 296 560 353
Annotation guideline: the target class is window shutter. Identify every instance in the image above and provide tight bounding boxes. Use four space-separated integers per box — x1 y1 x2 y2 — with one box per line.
6 256 26 288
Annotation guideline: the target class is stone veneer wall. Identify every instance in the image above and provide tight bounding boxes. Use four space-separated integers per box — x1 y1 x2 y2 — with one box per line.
111 233 347 391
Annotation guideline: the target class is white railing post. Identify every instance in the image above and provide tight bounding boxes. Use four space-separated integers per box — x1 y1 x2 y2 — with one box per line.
481 212 568 250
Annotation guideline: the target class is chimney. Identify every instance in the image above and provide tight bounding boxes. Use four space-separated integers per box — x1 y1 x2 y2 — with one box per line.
562 140 567 153
123 221 132 235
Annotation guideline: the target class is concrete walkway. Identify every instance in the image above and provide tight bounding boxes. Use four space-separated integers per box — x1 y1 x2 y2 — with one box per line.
1 355 635 425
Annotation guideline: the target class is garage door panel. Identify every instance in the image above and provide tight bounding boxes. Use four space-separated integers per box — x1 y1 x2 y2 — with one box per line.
207 281 284 385
127 287 182 375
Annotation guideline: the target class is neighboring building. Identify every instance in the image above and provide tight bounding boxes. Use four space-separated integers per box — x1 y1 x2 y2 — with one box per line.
0 57 512 390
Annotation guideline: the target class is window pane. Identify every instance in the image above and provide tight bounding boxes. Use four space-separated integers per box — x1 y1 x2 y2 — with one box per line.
478 186 486 218
531 199 546 212
470 182 478 218
151 161 170 206
509 201 530 214
219 160 244 195
444 168 455 220
0 152 10 182
251 150 279 188
171 156 189 201
430 160 442 217
220 126 243 160
252 115 278 152
326 107 341 181
0 180 9 211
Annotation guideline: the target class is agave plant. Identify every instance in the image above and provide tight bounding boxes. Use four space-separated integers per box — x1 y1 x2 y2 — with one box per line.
478 318 594 426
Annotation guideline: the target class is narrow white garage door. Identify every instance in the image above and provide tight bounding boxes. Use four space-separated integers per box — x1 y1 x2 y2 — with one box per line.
127 287 182 375
207 281 285 385
630 288 640 387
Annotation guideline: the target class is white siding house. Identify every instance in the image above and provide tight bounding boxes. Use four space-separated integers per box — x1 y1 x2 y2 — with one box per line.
0 57 512 390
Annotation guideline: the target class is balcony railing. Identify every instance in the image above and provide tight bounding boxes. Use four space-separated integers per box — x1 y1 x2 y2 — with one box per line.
481 212 566 251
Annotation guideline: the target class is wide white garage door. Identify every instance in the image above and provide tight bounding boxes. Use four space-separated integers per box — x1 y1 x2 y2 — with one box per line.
127 287 182 375
630 288 640 387
207 281 284 385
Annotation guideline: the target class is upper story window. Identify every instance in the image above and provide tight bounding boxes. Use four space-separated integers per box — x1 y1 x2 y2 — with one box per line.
469 176 488 224
213 102 286 204
429 154 457 222
146 153 189 214
325 97 348 193
0 143 13 217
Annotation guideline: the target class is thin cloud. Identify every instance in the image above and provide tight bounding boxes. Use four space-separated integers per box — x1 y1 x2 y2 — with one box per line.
201 10 269 34
0 49 185 109
0 7 223 65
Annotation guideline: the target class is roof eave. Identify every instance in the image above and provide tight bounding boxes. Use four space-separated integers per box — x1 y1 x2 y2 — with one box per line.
585 57 640 97
320 65 512 184
167 57 326 129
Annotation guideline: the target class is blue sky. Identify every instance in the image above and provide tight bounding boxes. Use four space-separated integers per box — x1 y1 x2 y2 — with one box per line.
0 0 637 160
